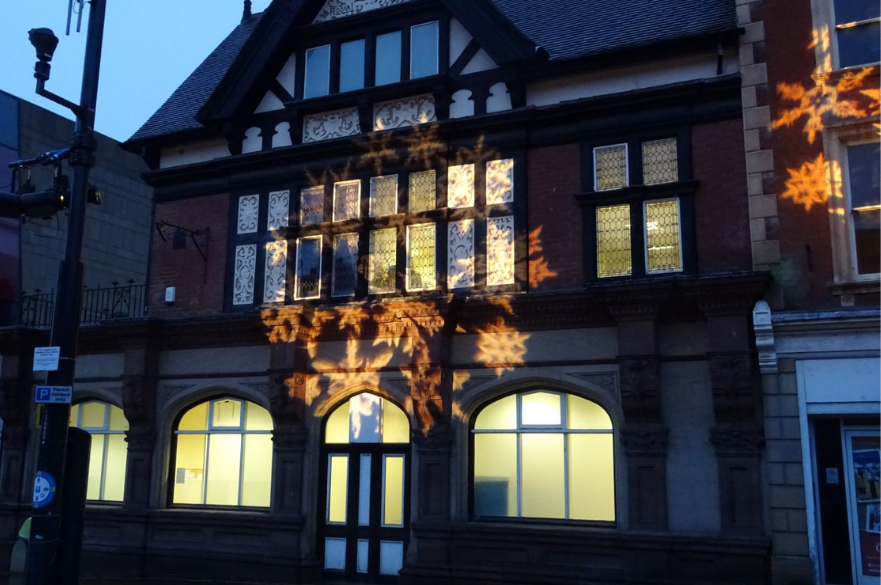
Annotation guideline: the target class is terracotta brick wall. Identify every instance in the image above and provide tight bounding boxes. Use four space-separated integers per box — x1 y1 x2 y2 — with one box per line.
527 144 583 290
693 120 754 273
149 194 229 319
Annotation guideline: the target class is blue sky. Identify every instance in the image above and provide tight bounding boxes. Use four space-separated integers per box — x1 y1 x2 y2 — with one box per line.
0 0 273 142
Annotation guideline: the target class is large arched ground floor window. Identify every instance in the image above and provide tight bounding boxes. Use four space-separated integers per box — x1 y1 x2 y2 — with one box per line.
472 390 615 522
70 401 128 502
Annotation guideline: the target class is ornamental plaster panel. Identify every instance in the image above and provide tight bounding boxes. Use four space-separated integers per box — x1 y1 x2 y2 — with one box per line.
314 0 412 23
373 94 436 130
303 107 361 143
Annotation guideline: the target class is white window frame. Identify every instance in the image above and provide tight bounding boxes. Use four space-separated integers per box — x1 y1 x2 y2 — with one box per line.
824 128 880 284
405 223 436 292
295 236 324 300
593 143 629 191
642 197 684 275
809 0 881 71
333 179 362 222
409 21 440 79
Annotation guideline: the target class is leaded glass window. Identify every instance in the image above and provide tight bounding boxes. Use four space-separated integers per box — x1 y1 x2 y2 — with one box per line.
642 138 678 186
594 145 628 191
406 223 435 291
370 175 398 217
644 199 682 274
301 186 324 225
487 216 515 286
486 159 514 205
448 164 475 208
408 170 436 213
333 180 361 222
333 233 360 297
596 205 632 278
369 228 397 294
295 237 322 300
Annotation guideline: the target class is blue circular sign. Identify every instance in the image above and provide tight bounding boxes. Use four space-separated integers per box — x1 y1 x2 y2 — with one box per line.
32 471 56 509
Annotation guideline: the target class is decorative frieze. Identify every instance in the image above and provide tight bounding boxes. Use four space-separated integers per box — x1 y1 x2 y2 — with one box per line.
486 216 515 286
233 244 257 305
374 94 436 131
447 164 474 209
314 0 411 23
710 426 765 456
264 240 288 303
486 159 514 205
303 107 361 143
237 195 259 234
620 425 669 455
267 190 290 231
448 219 474 289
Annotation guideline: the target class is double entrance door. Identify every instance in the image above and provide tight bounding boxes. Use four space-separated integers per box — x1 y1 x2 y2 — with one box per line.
320 443 410 582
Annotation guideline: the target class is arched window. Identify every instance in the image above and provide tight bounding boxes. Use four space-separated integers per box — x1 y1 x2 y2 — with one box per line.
172 397 273 507
472 391 615 522
69 401 128 502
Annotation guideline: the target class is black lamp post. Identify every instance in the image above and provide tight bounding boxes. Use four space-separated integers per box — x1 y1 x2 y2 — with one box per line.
24 2 107 585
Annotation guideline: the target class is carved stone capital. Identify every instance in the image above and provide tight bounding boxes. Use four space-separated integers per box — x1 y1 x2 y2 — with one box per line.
121 375 157 431
125 426 158 449
710 426 765 455
272 426 307 453
620 425 668 455
709 353 759 423
269 371 304 426
407 366 445 436
413 425 452 452
619 358 661 423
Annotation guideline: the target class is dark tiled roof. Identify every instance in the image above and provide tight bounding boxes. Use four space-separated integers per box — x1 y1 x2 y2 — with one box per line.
127 13 263 143
489 0 736 61
129 0 737 143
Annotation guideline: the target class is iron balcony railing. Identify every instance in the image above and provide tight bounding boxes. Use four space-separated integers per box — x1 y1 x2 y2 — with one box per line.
21 281 146 329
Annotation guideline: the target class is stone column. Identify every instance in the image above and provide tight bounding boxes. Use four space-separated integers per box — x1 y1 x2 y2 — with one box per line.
704 312 765 535
121 375 157 510
268 370 307 517
407 366 451 525
610 299 668 532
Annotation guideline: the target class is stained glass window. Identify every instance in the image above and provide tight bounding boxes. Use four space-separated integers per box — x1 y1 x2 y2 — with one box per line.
448 164 475 208
406 223 435 291
596 204 632 278
301 186 324 225
370 175 398 217
333 233 360 297
295 237 322 299
642 138 678 186
334 180 361 222
486 159 514 205
369 228 397 294
487 216 515 286
644 199 682 274
409 170 436 213
594 145 628 191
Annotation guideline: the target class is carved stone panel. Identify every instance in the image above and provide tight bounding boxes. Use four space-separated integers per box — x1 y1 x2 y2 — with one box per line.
237 195 259 234
709 353 758 423
486 216 515 286
374 94 437 130
303 107 361 143
314 0 411 23
233 245 257 305
264 240 288 304
448 219 475 289
267 190 290 231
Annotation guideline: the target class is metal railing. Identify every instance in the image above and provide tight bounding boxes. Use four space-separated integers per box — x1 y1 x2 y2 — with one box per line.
21 280 146 328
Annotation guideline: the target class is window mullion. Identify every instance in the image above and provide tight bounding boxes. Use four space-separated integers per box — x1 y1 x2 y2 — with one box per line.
202 435 211 506
631 201 647 278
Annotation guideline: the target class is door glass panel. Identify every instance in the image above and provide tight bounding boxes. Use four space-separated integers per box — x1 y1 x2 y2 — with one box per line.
379 541 404 575
241 434 272 507
205 434 242 505
521 392 562 426
383 455 405 526
87 435 105 500
569 434 615 521
324 538 347 571
350 394 382 443
327 454 349 523
357 539 369 573
848 433 881 584
473 434 516 517
173 434 206 504
382 399 410 443
358 454 371 526
521 433 565 519
102 434 127 501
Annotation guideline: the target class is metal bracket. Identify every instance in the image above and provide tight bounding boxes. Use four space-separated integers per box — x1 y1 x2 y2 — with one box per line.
155 220 210 262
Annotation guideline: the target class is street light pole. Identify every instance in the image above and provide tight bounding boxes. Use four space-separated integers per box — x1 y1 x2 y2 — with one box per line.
26 1 106 584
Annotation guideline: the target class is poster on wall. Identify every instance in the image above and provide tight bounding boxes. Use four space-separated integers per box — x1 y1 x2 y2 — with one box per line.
851 437 881 580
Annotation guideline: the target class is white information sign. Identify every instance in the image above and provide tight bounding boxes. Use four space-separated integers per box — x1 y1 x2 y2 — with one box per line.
34 386 72 405
32 347 61 372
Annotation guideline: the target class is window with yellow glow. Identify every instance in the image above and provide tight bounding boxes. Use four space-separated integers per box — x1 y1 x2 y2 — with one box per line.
70 401 128 502
325 393 410 445
472 391 615 522
172 398 273 507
